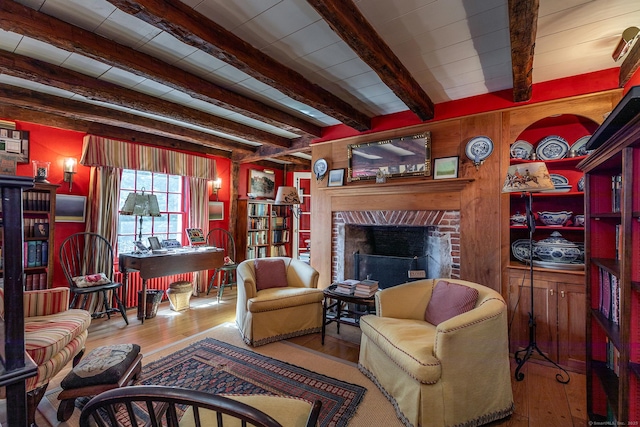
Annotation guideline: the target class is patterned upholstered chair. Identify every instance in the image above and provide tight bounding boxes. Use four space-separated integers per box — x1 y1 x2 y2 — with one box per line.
0 287 91 426
236 257 323 346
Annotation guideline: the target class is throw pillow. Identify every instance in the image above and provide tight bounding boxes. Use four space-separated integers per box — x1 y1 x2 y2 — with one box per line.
254 258 287 291
72 273 111 288
424 280 479 325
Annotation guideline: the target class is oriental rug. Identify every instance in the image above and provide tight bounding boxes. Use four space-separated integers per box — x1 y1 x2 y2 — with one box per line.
42 323 404 427
133 337 365 426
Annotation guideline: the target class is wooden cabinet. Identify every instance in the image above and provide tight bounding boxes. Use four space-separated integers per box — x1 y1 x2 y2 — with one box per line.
578 86 640 424
0 176 38 426
236 200 291 263
508 268 586 372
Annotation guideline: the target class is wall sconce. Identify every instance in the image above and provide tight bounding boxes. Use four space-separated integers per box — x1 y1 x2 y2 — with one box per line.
275 186 302 217
212 178 222 201
612 27 639 62
63 157 77 191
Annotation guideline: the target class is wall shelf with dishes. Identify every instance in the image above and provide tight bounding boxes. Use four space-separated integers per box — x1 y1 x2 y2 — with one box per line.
507 114 598 273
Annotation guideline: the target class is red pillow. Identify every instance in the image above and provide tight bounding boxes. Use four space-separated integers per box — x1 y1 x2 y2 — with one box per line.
424 280 479 325
254 259 288 291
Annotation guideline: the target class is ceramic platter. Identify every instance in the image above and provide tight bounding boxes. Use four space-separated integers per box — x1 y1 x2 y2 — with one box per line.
543 173 572 193
536 135 570 160
571 135 592 156
510 140 533 159
511 239 532 263
532 260 585 271
465 136 494 162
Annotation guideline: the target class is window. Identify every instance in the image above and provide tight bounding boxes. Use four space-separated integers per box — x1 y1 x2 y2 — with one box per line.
117 169 184 255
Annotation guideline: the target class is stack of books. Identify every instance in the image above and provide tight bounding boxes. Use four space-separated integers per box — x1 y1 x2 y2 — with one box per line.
354 279 379 297
334 279 359 294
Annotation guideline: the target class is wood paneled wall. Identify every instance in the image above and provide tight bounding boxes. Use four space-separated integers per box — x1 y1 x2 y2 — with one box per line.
310 89 622 298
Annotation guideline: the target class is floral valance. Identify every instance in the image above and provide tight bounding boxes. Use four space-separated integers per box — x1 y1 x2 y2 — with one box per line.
80 135 217 180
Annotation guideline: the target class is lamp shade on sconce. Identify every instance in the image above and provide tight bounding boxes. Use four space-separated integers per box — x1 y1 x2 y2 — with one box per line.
274 186 301 205
502 162 554 193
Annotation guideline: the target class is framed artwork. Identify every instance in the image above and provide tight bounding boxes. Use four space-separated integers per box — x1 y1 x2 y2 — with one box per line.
55 194 86 222
208 201 224 220
248 169 276 198
185 228 206 246
34 222 49 238
327 169 345 187
433 156 459 180
148 236 161 250
0 128 29 163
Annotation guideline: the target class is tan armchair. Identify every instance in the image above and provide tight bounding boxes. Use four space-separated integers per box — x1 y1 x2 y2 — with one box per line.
0 287 91 426
236 257 324 346
358 279 514 427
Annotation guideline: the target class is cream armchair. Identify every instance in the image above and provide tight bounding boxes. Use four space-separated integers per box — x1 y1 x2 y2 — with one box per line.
236 257 324 346
358 279 514 427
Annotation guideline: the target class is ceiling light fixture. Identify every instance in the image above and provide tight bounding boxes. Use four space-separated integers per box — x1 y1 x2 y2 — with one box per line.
612 26 639 62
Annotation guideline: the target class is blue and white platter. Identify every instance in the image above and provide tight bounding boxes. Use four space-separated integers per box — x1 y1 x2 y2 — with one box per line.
465 136 494 163
571 135 592 156
536 135 570 160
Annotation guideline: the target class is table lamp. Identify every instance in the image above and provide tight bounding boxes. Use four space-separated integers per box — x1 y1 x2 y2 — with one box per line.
119 188 161 244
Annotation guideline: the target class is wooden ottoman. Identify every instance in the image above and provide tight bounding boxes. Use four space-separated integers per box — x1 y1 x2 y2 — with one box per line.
166 280 193 311
57 343 143 421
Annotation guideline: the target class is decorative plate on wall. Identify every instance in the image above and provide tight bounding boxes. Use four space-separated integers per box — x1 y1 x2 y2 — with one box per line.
571 135 592 156
313 158 328 181
465 136 494 163
536 135 570 160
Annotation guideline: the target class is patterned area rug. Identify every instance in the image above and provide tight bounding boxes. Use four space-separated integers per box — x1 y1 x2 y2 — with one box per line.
132 337 365 427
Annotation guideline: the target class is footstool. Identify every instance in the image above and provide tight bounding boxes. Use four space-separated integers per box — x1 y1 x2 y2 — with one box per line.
57 343 143 421
166 280 193 311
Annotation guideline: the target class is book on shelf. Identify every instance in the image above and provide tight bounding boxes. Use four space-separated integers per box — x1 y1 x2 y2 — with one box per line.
598 267 620 324
611 174 622 212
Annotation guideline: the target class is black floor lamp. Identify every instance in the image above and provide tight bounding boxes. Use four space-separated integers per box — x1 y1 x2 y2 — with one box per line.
502 162 570 384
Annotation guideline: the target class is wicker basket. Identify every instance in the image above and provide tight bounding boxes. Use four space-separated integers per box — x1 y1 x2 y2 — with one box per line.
166 281 193 311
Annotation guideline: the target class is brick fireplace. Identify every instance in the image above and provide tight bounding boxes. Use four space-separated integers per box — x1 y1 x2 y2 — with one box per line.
331 210 460 285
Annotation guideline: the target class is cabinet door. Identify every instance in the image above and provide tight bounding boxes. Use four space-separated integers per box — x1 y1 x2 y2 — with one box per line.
508 271 557 362
557 282 586 373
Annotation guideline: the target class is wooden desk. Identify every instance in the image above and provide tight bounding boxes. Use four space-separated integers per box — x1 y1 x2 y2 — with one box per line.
119 249 224 322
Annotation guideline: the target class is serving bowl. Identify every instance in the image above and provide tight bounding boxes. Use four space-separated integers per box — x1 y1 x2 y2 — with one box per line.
537 210 572 226
573 214 585 227
533 231 581 263
510 212 527 226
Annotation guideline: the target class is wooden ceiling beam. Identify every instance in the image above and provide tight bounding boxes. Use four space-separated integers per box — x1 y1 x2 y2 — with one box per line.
0 50 290 148
306 0 434 121
106 0 371 132
619 38 640 87
0 84 256 155
234 139 312 164
508 0 539 102
0 0 321 138
0 104 233 158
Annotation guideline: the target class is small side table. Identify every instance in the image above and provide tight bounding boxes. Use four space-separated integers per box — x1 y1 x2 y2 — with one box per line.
322 284 376 345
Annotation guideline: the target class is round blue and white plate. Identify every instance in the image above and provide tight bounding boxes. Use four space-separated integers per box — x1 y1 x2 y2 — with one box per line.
571 135 592 156
510 140 533 159
512 239 533 263
536 135 570 160
465 136 494 163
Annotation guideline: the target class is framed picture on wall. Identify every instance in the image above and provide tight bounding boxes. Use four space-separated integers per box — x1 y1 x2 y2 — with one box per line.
208 201 224 220
327 169 344 187
55 194 86 222
248 169 276 198
433 156 459 180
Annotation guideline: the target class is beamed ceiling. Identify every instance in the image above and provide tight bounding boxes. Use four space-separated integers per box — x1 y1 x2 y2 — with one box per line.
0 0 639 167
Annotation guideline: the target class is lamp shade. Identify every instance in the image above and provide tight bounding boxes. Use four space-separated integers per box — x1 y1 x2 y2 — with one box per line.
502 162 554 193
120 190 161 217
274 186 301 205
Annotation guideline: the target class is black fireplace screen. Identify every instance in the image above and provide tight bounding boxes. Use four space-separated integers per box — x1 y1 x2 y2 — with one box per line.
354 252 427 289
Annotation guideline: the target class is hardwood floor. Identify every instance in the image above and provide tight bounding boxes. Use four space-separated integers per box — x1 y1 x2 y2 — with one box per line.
37 290 587 426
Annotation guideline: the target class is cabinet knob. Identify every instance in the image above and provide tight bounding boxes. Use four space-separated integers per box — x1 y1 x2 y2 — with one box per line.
561 290 565 298
549 289 554 296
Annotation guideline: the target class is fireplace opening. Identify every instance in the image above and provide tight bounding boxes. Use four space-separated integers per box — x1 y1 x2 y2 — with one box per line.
343 225 435 288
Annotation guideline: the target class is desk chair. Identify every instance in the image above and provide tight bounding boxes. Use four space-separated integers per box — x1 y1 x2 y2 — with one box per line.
60 232 129 324
206 228 237 302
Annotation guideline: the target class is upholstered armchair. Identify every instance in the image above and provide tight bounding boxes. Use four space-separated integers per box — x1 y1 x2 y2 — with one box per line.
236 257 324 346
358 279 514 427
0 287 91 426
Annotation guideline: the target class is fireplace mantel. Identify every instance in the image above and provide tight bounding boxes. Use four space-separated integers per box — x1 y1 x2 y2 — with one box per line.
317 177 474 197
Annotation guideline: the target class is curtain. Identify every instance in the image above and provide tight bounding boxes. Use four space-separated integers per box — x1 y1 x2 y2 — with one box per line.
81 135 216 179
187 177 210 295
